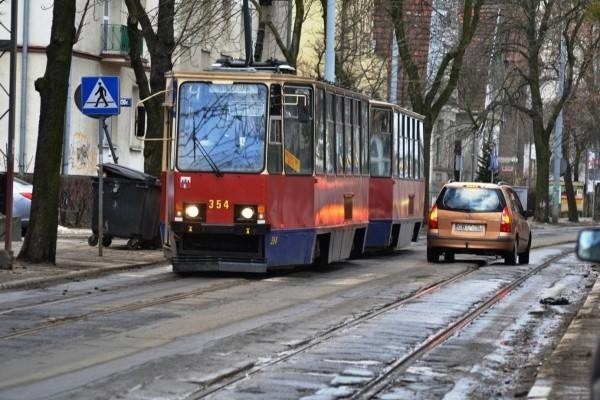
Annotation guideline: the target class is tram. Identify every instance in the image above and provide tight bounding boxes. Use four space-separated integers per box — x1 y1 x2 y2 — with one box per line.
366 101 424 250
137 62 424 273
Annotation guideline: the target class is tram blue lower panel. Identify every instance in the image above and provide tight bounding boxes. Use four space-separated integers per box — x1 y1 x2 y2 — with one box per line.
365 220 392 248
265 229 316 267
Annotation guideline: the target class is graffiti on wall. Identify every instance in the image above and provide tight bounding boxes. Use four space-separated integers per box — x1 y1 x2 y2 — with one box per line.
70 131 97 174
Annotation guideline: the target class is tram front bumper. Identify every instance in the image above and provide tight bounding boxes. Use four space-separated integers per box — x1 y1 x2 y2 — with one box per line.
169 221 271 272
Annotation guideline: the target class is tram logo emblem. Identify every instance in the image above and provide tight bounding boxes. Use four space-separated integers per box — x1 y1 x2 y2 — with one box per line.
180 176 191 189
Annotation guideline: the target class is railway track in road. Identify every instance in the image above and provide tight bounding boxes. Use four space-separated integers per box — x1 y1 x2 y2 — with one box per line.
0 278 252 340
188 247 574 399
0 238 574 344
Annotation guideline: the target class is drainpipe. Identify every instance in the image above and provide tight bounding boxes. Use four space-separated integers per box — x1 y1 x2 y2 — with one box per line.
18 0 29 175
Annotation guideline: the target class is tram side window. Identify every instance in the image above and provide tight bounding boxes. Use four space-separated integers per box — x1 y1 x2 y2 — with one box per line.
361 101 369 175
417 120 424 179
326 93 335 174
315 88 325 175
398 114 405 178
406 116 412 178
336 96 344 175
393 111 399 178
283 86 314 175
344 98 352 175
370 108 392 177
268 116 283 174
353 100 360 175
411 117 417 179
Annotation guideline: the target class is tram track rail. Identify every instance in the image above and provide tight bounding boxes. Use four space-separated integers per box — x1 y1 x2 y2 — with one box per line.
0 278 251 340
351 248 573 399
0 241 575 363
188 248 573 400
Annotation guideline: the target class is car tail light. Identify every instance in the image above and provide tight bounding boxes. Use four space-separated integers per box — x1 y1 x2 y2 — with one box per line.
500 207 512 233
428 205 439 230
20 192 32 200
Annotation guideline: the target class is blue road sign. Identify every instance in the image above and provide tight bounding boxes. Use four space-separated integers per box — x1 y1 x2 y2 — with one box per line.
81 76 120 116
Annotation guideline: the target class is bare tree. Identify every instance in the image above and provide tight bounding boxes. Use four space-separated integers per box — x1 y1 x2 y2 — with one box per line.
125 0 243 176
17 0 86 263
499 0 600 222
251 0 308 68
387 0 486 216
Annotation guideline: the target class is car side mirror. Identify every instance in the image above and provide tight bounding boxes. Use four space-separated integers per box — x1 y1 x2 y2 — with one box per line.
522 210 534 218
135 106 147 138
576 228 600 262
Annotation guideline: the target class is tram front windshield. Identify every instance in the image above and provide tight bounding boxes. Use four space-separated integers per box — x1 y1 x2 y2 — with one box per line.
177 82 268 173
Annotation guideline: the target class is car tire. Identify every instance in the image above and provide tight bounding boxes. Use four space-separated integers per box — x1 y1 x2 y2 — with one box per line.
101 235 112 247
88 234 98 247
504 242 518 265
519 240 530 265
445 252 455 262
427 248 440 263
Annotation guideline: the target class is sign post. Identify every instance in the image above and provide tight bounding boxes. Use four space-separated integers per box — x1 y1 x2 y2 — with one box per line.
80 76 120 256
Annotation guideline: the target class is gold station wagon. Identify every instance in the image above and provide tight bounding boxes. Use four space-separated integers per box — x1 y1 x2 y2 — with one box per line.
427 181 532 264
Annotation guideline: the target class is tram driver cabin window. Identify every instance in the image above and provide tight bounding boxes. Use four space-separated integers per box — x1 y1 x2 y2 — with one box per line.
370 108 392 177
176 82 268 173
283 86 314 175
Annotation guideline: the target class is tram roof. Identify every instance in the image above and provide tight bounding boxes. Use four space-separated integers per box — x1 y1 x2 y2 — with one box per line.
369 99 424 120
166 69 371 99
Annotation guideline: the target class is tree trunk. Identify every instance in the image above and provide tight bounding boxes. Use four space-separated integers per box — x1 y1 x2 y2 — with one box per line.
563 158 579 222
17 0 76 264
533 136 550 222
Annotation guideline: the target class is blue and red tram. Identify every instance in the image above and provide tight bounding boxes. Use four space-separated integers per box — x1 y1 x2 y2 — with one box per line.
366 101 425 250
147 67 424 273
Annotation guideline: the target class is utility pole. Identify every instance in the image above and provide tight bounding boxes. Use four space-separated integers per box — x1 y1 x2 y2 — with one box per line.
324 0 336 83
389 32 398 104
552 27 566 223
0 0 18 268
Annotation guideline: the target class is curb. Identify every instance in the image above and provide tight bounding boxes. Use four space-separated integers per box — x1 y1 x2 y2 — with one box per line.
0 260 168 291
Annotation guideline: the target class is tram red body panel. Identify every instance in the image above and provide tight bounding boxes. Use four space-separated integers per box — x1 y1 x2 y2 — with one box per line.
161 172 369 230
369 178 424 220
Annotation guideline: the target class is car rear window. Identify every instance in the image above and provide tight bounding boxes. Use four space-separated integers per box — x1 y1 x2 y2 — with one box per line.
438 187 504 212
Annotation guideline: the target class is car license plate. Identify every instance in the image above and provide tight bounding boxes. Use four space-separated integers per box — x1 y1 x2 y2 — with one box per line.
454 223 484 232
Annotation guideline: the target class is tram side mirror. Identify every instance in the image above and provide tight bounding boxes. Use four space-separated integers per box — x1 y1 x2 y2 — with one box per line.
135 106 147 138
576 228 600 262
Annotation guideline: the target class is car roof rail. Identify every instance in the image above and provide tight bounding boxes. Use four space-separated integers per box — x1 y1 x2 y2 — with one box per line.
497 180 508 186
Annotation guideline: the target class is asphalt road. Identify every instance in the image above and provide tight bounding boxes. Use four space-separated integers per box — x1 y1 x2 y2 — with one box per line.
0 227 590 400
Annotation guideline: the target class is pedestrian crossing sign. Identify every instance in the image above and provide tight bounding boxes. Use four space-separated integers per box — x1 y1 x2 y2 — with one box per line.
81 76 120 116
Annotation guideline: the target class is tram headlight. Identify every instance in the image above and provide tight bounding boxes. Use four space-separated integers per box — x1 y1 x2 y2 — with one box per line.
234 204 266 223
235 204 259 223
185 204 200 218
240 207 255 219
183 203 206 221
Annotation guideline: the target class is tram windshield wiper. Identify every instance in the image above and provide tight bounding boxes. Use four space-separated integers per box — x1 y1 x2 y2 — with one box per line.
192 131 223 177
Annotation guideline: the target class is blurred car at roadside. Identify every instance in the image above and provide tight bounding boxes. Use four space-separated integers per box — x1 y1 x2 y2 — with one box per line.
0 174 33 236
576 228 600 400
12 177 32 235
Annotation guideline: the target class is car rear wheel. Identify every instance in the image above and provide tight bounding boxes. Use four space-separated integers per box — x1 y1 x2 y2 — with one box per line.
504 242 518 265
518 234 531 265
427 248 440 263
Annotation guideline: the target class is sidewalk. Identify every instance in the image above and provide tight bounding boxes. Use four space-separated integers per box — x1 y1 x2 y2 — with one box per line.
0 226 166 291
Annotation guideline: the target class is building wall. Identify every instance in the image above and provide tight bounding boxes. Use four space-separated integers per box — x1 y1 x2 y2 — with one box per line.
0 0 145 175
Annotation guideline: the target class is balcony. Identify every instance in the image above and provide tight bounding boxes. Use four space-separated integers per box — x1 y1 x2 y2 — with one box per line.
101 24 143 64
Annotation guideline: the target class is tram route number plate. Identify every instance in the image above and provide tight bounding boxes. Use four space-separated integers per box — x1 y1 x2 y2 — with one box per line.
454 223 484 232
